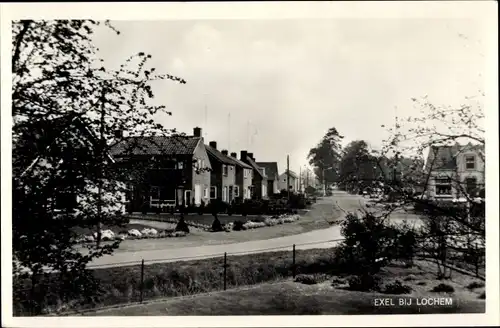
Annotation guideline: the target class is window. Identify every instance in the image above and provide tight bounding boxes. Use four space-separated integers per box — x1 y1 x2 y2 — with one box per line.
234 186 239 197
222 186 227 201
201 159 205 168
244 169 248 177
177 161 184 170
223 165 228 176
465 156 475 169
465 177 477 196
210 186 217 199
435 178 452 195
203 188 208 198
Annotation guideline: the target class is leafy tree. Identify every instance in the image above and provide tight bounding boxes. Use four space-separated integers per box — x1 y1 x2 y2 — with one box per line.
338 140 379 192
307 127 343 187
379 95 486 277
12 20 186 314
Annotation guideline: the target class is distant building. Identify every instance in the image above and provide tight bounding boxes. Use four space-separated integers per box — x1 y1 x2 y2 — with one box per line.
424 143 485 201
278 170 299 192
256 162 279 196
240 151 268 199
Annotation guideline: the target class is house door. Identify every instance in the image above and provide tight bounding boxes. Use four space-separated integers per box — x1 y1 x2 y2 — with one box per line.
194 184 201 205
228 186 233 203
185 191 192 206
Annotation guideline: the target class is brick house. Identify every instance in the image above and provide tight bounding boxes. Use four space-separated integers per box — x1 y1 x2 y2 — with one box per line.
206 141 238 204
256 162 279 196
424 143 485 201
110 127 211 211
278 170 299 192
240 151 268 199
229 152 253 200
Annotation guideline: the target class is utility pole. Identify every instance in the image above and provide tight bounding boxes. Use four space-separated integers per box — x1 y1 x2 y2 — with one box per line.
306 168 309 193
287 155 290 201
299 166 302 194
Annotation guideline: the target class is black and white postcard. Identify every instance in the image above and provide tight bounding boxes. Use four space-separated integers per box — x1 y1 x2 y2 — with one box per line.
1 1 498 327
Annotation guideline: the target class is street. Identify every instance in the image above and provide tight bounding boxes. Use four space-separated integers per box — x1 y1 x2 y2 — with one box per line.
88 191 422 269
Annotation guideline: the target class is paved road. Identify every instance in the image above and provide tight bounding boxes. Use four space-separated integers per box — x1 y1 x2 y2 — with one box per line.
87 191 369 269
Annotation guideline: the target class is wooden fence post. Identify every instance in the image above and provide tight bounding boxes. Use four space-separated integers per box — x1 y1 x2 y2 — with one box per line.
293 244 296 278
223 252 227 291
140 259 145 303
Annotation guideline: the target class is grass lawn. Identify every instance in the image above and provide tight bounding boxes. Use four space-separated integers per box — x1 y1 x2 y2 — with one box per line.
111 199 341 253
86 259 485 316
24 245 484 316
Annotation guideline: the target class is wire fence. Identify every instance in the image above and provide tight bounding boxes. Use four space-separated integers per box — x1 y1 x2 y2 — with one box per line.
13 236 485 316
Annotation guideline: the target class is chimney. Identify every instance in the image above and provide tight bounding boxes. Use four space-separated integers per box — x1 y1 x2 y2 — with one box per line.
240 150 248 160
193 127 202 137
230 152 237 158
209 141 217 149
248 152 254 160
221 150 228 156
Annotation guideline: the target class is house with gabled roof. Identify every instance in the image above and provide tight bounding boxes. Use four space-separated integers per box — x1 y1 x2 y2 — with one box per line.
206 141 238 204
228 151 253 200
256 162 279 196
240 151 268 199
110 127 211 211
424 142 485 201
278 169 299 192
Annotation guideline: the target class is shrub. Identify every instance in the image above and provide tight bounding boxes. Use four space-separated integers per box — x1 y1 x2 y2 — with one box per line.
431 283 455 293
294 274 328 285
382 280 412 294
233 220 246 231
211 217 224 232
403 274 417 281
417 281 427 286
331 277 346 286
466 281 485 290
175 216 190 233
347 274 380 292
333 212 400 276
243 221 266 230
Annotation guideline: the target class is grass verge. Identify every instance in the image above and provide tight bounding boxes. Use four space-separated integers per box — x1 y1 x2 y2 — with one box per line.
87 279 485 316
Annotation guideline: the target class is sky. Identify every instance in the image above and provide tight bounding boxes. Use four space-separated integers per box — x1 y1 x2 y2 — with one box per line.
91 16 491 175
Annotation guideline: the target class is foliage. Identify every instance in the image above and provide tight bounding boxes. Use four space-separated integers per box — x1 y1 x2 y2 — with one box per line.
12 19 186 314
294 274 328 285
232 220 246 231
382 280 412 295
431 283 455 294
333 212 400 275
211 217 224 232
347 274 381 292
307 127 343 185
466 281 484 290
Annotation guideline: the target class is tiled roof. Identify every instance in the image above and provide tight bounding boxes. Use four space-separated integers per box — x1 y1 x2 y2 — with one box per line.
110 136 200 156
426 143 485 171
245 156 264 178
205 145 236 165
256 162 279 180
226 155 252 169
281 169 298 179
